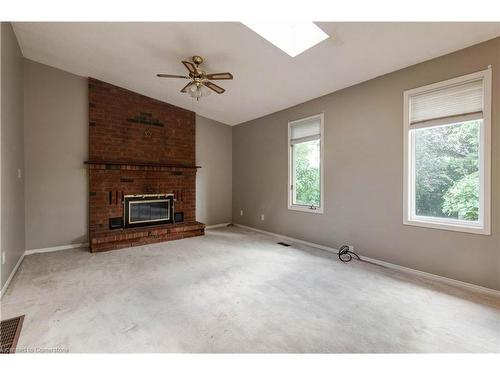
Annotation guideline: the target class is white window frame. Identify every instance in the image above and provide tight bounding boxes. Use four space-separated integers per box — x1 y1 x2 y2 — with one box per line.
288 113 325 214
403 69 492 235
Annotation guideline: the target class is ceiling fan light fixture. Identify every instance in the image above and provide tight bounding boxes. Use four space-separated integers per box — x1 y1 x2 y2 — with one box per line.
242 21 329 57
188 83 211 100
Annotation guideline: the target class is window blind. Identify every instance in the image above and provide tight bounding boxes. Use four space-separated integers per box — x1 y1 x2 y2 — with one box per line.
290 116 321 143
409 79 484 127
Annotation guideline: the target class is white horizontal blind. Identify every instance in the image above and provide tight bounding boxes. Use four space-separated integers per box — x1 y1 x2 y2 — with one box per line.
290 116 321 143
409 79 484 127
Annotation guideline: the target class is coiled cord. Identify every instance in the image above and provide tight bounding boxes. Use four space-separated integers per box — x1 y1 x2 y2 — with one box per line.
338 245 361 263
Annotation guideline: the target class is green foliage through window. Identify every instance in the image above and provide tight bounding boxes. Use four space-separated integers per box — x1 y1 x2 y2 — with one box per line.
293 139 320 206
414 120 480 222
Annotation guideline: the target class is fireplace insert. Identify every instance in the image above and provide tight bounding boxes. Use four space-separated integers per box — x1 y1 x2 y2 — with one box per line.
123 194 174 228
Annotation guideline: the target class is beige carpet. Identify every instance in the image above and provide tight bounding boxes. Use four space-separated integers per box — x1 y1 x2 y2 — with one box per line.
1 226 499 353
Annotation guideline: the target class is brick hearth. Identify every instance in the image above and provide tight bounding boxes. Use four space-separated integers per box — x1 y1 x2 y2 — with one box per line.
86 78 204 252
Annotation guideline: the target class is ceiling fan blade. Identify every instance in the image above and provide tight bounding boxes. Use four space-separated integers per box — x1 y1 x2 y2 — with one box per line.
180 82 194 93
205 72 233 80
157 74 190 79
204 81 225 94
182 61 199 75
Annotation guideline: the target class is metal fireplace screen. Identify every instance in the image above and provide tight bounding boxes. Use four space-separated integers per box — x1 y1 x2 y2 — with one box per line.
123 194 174 228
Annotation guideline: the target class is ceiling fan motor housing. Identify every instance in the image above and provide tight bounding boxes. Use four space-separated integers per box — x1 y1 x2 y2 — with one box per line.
192 55 204 66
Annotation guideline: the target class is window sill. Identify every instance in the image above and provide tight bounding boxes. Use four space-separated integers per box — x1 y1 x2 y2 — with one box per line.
288 205 324 214
404 218 490 235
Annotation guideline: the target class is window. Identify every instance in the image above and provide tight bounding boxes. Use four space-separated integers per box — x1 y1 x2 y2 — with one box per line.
288 114 324 213
403 69 491 234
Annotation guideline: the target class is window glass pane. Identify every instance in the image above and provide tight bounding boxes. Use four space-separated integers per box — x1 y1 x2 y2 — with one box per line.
414 120 480 222
293 138 320 206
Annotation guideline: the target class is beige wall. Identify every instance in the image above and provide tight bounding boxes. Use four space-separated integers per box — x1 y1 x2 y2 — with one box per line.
22 60 232 249
24 59 88 249
196 115 232 225
1 23 25 290
232 37 500 290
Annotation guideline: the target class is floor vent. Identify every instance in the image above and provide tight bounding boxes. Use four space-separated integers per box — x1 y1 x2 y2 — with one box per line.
1 315 24 353
277 242 291 247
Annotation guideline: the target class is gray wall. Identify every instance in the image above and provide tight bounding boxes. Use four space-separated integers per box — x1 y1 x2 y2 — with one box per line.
196 115 232 225
1 23 25 290
22 60 232 250
24 59 88 249
232 37 500 290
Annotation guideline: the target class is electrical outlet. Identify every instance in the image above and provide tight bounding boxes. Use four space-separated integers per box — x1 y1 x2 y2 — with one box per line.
261 214 265 221
240 210 243 216
17 169 22 179
2 251 5 265
348 245 354 252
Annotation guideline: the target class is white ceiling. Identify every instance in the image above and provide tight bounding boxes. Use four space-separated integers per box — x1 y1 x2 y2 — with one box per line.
13 22 500 125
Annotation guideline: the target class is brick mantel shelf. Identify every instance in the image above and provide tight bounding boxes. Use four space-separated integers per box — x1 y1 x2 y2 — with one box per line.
84 160 202 170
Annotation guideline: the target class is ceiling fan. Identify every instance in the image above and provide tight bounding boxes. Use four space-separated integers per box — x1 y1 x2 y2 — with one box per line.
156 55 233 100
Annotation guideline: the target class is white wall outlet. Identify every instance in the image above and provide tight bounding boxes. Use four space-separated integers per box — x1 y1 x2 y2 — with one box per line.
240 210 243 216
261 214 265 221
2 251 5 265
348 245 354 252
17 169 22 179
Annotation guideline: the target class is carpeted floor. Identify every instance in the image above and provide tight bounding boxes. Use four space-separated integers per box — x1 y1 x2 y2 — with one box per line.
1 226 499 353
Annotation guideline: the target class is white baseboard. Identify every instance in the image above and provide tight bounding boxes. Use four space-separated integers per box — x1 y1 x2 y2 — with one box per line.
1 242 88 299
0 252 25 299
234 224 337 253
205 223 232 230
233 224 500 298
25 242 89 256
357 255 500 297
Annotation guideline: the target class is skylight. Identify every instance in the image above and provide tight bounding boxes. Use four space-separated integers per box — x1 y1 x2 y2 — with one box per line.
242 22 329 57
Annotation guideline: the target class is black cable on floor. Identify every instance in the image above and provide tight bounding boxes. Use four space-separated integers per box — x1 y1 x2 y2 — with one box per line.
338 245 361 263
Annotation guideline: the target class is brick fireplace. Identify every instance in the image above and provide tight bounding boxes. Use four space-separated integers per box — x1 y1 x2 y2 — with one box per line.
86 78 204 252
